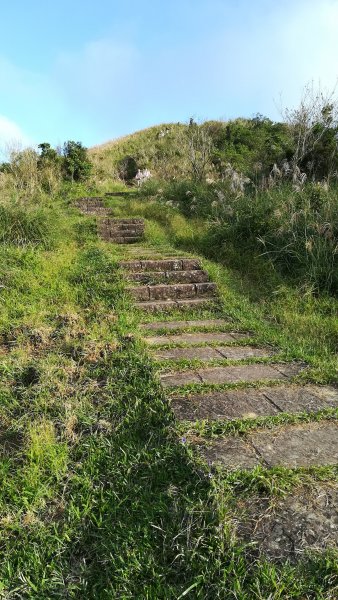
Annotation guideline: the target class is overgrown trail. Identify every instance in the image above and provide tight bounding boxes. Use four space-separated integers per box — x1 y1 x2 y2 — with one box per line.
0 191 337 598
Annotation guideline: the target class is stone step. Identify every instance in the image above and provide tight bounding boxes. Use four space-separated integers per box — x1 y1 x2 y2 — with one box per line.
140 319 231 331
145 331 250 346
126 270 209 284
109 230 145 237
194 421 338 470
107 218 144 224
135 298 215 312
107 223 145 231
129 283 217 302
81 207 109 215
171 385 338 421
123 247 180 256
160 362 305 388
75 197 108 214
110 236 143 244
120 259 201 272
153 345 274 362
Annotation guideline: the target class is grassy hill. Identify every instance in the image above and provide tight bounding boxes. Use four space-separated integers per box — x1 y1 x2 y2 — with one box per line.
89 117 293 185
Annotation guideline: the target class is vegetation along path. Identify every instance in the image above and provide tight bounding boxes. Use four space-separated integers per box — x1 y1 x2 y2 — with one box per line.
0 188 337 598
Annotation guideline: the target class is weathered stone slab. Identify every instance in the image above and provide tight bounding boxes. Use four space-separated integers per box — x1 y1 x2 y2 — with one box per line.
197 437 261 470
136 300 178 311
153 347 222 361
273 363 306 377
170 385 338 422
148 284 197 300
166 270 209 283
161 371 202 387
198 364 293 384
110 236 142 244
140 319 230 331
160 364 300 388
171 388 280 421
154 345 272 362
135 298 213 311
110 223 144 231
75 197 107 215
263 385 338 414
140 260 184 272
110 218 144 224
308 385 338 404
196 422 338 470
251 422 338 468
237 484 338 562
145 332 237 346
216 346 274 359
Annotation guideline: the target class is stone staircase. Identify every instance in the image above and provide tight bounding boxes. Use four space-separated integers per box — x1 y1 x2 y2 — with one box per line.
75 197 145 244
98 218 145 244
120 258 217 311
74 196 109 215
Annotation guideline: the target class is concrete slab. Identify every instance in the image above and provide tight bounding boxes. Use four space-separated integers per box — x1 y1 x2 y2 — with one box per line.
148 284 197 300
171 388 280 421
263 385 338 414
197 437 261 470
140 260 184 271
153 347 222 361
273 363 306 377
166 270 209 283
145 332 238 346
140 319 230 331
161 371 202 387
251 422 338 468
198 364 290 385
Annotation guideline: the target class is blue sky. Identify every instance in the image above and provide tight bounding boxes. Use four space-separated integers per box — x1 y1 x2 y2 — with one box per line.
1 0 338 151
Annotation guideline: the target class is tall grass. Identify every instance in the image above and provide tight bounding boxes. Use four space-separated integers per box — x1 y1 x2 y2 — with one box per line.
0 201 54 248
142 180 338 295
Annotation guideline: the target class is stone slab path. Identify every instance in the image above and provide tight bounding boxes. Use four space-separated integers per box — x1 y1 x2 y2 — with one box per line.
115 237 338 561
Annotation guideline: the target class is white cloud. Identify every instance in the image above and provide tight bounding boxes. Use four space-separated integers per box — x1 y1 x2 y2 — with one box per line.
0 115 31 159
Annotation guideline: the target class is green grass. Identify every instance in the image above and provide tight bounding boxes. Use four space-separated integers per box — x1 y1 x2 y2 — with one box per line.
0 189 337 598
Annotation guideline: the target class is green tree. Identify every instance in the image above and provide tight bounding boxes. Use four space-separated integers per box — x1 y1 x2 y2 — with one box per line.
37 143 60 167
62 141 92 182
